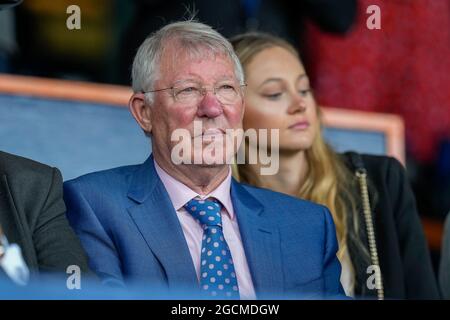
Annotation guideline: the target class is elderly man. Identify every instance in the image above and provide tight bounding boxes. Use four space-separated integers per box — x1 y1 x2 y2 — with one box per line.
64 21 344 299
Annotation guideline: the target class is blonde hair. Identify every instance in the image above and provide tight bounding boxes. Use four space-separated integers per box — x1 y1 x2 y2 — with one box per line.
230 32 368 265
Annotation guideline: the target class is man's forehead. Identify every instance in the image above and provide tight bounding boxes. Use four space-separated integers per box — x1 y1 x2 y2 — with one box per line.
162 38 227 58
159 45 236 82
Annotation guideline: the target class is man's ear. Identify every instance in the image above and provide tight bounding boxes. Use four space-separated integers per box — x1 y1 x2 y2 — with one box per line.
129 93 152 135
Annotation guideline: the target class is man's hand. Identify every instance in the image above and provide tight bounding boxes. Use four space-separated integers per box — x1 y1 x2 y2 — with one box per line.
0 225 30 285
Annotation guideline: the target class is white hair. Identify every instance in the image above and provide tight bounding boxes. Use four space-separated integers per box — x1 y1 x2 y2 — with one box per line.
131 20 245 104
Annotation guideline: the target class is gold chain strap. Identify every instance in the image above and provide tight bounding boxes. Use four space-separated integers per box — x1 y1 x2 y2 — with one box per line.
355 169 385 300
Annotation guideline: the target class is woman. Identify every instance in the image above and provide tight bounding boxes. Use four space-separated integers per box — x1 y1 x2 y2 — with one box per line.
230 33 440 299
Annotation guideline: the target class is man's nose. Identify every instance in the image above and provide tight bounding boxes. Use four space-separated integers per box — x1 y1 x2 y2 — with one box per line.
197 91 223 118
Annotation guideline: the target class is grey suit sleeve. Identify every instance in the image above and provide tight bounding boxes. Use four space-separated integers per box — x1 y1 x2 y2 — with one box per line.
33 168 91 274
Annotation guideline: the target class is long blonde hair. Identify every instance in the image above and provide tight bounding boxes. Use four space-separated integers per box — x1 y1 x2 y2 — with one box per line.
230 32 368 265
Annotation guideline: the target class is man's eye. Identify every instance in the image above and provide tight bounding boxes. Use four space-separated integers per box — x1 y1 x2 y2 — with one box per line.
178 87 199 94
221 84 235 90
218 84 237 92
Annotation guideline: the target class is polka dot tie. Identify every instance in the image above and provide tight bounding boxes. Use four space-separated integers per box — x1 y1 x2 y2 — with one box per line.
184 198 240 299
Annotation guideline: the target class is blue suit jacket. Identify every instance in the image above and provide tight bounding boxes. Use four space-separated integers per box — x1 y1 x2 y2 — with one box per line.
64 155 345 299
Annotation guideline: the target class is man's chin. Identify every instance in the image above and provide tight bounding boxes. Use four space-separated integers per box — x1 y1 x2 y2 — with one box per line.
184 151 234 166
194 156 231 166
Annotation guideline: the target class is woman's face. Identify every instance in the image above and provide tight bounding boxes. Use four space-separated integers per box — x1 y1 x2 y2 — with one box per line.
242 46 319 152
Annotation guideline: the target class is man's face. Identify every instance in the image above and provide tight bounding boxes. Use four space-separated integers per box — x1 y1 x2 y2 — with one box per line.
149 45 244 167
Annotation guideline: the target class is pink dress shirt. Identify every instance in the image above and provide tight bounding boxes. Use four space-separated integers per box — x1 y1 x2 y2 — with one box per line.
153 160 256 299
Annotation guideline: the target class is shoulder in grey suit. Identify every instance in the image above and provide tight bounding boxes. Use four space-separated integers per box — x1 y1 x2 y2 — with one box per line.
0 151 90 277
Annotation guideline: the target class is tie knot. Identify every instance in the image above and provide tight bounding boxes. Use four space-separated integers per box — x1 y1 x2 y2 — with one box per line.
184 198 223 227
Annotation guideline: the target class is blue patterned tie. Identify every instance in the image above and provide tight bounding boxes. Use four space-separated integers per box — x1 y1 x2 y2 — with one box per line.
184 198 240 299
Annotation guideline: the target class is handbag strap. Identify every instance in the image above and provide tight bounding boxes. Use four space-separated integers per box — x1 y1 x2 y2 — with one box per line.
347 152 385 300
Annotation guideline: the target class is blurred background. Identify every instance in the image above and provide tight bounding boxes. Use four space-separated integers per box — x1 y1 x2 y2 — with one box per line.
0 0 449 272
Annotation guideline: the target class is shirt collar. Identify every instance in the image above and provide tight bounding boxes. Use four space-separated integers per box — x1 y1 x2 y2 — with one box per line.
153 159 235 220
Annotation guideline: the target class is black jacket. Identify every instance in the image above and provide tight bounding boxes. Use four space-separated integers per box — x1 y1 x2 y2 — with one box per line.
342 152 440 299
0 151 90 279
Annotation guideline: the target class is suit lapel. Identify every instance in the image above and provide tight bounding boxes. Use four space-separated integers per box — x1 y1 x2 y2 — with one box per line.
126 156 198 290
231 180 283 298
0 174 18 242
